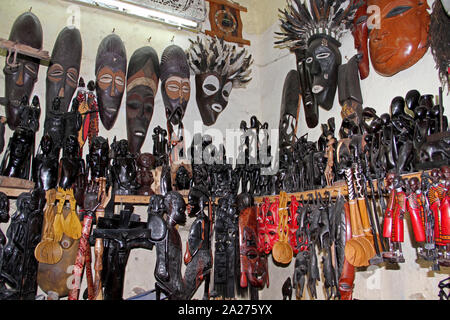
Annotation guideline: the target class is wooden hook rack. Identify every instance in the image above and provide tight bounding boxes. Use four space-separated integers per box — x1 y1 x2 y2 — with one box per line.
254 170 430 204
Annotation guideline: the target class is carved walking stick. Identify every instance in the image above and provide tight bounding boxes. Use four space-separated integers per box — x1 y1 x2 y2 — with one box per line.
68 202 100 300
93 177 108 300
338 202 355 300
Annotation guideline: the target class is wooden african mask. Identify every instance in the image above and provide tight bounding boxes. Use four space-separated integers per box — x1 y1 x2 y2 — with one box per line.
187 36 252 127
46 26 82 115
279 70 300 149
126 46 160 155
368 0 430 77
352 2 370 80
95 34 127 130
160 45 190 126
305 36 342 112
195 72 232 126
3 12 43 130
239 206 269 289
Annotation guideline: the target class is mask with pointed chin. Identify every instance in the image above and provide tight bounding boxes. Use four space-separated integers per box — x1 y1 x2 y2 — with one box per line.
195 72 232 126
160 45 190 126
368 0 430 77
46 26 82 116
126 46 159 154
352 2 370 79
95 34 127 130
3 12 43 130
305 36 342 112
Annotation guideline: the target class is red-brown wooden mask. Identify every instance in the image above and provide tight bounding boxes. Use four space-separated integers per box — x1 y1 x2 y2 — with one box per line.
352 2 370 80
239 206 269 289
368 0 430 77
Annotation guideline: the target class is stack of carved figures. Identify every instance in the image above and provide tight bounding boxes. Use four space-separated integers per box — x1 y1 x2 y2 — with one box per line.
0 0 449 301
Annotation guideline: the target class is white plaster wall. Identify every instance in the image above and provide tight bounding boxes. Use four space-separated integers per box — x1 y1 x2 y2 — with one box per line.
0 0 449 300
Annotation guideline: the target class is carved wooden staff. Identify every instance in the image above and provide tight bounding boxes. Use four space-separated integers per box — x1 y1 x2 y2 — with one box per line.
338 201 355 300
93 177 107 300
68 202 99 300
68 180 110 300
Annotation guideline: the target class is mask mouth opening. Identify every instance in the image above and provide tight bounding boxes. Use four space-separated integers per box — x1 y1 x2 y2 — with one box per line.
134 130 145 137
211 104 223 113
312 85 324 94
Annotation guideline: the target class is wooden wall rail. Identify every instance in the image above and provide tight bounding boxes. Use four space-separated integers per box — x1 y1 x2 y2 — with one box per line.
254 170 429 204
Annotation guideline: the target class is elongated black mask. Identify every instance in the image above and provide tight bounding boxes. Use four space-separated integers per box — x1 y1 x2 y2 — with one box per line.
279 70 300 148
126 46 159 155
95 34 127 130
46 26 82 116
3 12 43 130
305 36 341 112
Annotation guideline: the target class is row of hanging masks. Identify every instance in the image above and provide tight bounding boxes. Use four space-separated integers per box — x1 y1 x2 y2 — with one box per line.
3 10 254 160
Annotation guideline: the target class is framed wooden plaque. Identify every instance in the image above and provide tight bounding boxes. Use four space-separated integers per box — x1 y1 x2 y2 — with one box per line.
205 0 250 46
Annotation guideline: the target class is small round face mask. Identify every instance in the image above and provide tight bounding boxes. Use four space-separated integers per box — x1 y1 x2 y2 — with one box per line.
3 12 43 130
46 26 82 116
195 72 232 126
305 36 342 111
368 0 430 77
95 34 127 130
126 47 159 155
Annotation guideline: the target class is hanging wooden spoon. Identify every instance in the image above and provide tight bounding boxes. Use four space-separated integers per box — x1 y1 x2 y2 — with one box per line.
272 191 293 264
343 167 374 267
35 189 63 265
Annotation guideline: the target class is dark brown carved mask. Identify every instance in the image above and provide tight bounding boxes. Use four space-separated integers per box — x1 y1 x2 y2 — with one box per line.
126 46 159 155
305 36 342 112
368 0 430 77
195 72 232 126
3 12 43 130
46 26 82 115
352 2 370 80
95 34 127 130
160 45 190 126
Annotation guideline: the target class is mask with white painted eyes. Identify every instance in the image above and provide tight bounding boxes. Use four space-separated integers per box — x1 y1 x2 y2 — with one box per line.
126 46 160 155
46 26 82 117
95 34 127 130
195 72 232 126
3 12 43 130
160 45 191 126
304 36 342 112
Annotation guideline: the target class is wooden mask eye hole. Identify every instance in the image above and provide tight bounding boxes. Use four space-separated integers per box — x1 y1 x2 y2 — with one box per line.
202 75 220 96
